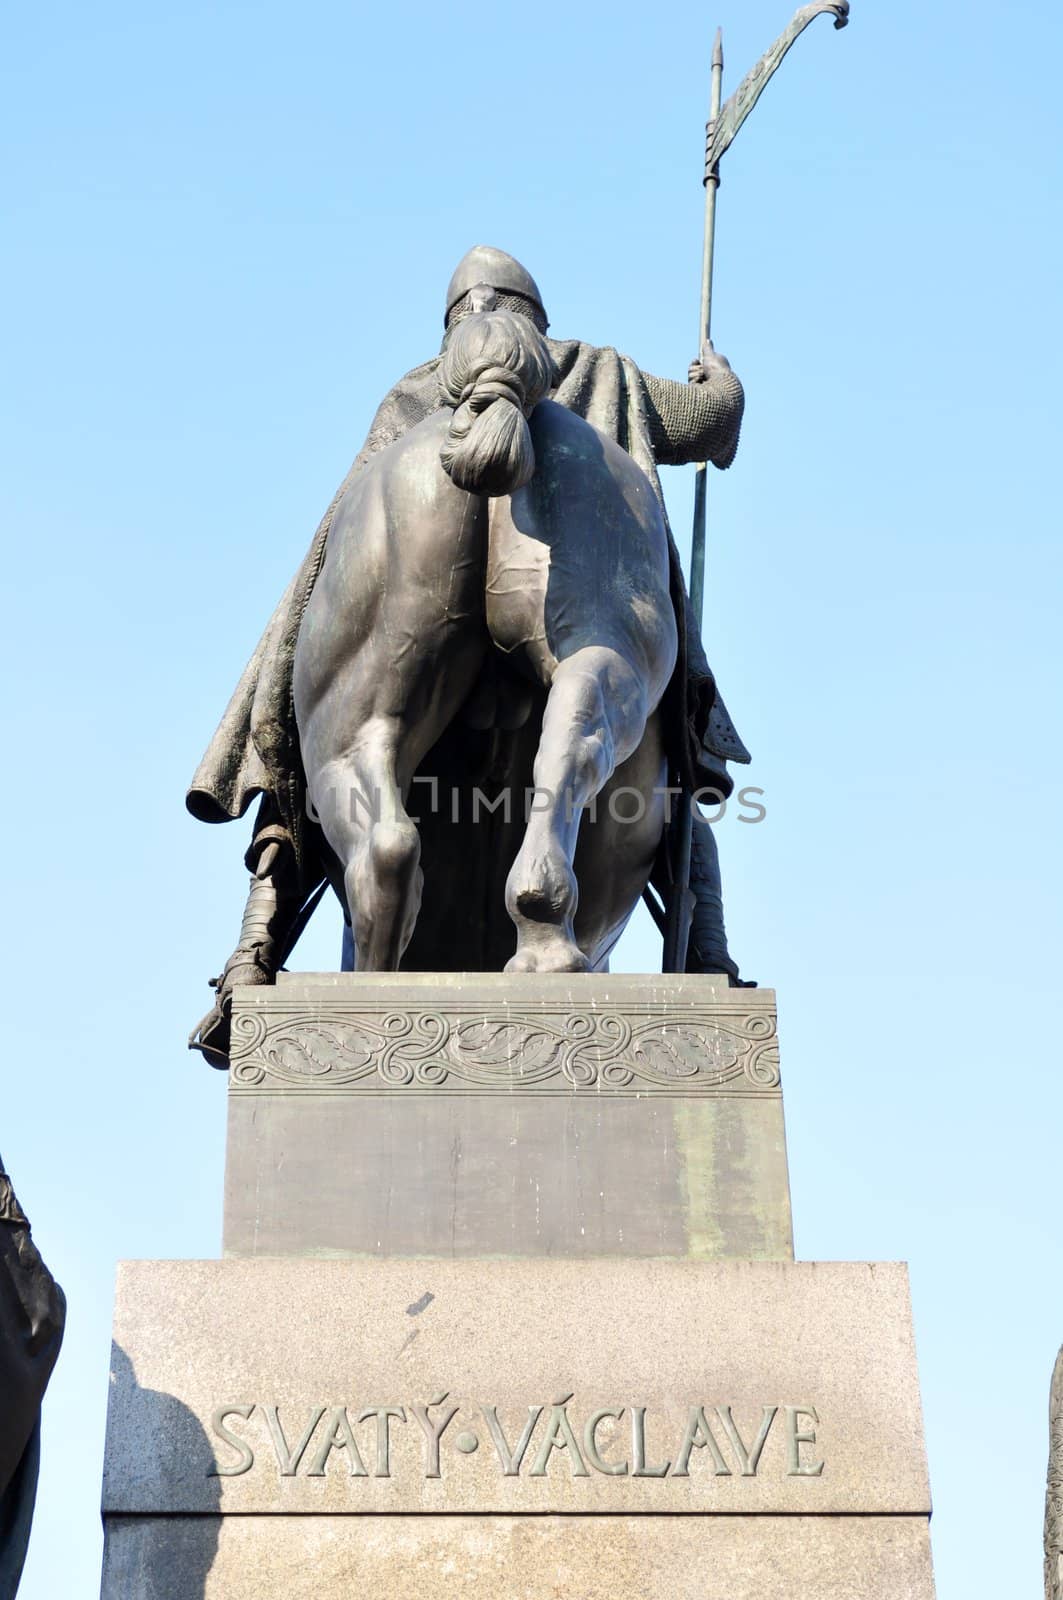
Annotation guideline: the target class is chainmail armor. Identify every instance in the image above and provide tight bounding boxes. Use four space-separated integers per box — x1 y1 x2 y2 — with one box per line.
447 290 549 335
643 367 745 470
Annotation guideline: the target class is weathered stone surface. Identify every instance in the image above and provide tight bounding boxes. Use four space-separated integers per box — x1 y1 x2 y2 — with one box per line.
102 1513 936 1600
103 1258 929 1517
224 973 792 1260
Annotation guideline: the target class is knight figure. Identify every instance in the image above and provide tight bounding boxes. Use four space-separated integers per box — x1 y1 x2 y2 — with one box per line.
187 246 753 1066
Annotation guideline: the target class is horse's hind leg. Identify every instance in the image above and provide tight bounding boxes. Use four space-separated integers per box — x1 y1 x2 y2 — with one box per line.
306 625 489 970
296 424 490 970
572 711 668 969
311 724 424 971
505 644 648 974
306 629 488 971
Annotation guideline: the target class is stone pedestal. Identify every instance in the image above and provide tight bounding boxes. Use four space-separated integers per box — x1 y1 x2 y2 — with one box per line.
99 976 936 1597
102 1259 934 1598
224 974 792 1260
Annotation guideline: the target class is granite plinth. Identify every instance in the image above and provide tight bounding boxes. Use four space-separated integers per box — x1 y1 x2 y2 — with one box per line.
101 1257 933 1596
223 973 792 1260
101 1514 937 1600
102 970 935 1595
103 1258 929 1513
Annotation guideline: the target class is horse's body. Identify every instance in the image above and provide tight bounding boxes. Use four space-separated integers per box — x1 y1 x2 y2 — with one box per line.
293 314 677 973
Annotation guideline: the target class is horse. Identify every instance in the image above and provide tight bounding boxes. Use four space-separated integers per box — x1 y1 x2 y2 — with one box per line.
292 309 678 974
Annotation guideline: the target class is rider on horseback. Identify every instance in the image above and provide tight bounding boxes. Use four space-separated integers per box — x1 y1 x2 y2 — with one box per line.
187 247 752 1065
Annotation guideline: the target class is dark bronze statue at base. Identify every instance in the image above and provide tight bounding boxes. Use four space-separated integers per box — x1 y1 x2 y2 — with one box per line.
0 1160 64 1599
189 248 753 1067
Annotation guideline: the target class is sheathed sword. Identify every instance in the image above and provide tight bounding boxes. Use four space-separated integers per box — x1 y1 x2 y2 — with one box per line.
663 2 850 973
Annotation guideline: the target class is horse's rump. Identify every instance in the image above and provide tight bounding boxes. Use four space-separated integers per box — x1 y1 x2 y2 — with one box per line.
485 399 678 702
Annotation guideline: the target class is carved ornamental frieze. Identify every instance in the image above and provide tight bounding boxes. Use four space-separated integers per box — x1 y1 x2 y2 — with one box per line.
229 986 780 1097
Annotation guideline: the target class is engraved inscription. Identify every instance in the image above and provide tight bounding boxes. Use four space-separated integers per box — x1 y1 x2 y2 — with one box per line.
583 1408 626 1476
785 1405 825 1477
208 1405 255 1477
206 1395 824 1483
482 1405 542 1475
410 1393 460 1478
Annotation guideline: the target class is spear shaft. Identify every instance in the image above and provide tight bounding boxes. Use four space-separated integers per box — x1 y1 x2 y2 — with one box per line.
690 26 724 624
662 4 849 974
663 31 724 974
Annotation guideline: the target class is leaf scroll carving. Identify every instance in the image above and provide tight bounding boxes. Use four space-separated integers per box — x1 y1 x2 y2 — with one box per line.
229 1004 780 1095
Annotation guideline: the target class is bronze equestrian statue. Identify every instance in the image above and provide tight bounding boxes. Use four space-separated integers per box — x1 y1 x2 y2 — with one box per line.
295 308 677 975
188 247 752 1063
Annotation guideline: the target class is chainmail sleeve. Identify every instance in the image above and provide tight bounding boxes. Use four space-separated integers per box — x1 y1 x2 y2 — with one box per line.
642 367 745 469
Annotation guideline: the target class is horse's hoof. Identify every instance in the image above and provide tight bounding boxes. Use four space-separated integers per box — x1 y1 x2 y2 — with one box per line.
505 949 540 974
548 948 591 974
505 938 590 975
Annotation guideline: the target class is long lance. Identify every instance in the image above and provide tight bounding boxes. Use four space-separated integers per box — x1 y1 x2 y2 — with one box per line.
663 1 850 974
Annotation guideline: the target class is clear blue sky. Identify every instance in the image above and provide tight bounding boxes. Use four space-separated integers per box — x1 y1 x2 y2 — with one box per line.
2 0 1061 1593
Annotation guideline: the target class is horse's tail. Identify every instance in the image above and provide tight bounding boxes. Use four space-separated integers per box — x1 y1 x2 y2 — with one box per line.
438 310 557 495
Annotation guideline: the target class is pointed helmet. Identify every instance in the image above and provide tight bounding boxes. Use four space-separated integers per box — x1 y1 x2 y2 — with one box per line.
444 246 548 329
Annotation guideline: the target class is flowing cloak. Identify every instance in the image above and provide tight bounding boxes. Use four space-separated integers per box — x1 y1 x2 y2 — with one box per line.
187 339 751 871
